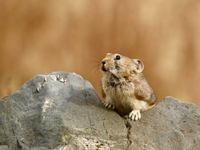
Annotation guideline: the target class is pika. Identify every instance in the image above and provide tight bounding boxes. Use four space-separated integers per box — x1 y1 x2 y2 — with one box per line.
100 53 157 121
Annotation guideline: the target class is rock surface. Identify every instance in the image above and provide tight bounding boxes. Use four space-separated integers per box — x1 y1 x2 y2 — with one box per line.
0 72 200 150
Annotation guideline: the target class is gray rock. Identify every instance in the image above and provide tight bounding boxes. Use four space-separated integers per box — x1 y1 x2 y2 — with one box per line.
128 97 200 150
0 146 9 150
0 72 200 150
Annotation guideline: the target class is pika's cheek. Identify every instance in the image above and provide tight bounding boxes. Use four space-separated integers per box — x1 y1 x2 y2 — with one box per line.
115 64 120 70
110 69 118 75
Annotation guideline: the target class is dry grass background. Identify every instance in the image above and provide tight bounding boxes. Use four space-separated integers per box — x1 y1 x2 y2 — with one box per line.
0 0 200 105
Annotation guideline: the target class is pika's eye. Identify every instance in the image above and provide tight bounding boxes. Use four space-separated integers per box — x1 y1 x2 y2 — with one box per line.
115 55 121 60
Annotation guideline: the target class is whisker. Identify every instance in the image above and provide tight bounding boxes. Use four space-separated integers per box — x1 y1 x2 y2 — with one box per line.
88 57 101 73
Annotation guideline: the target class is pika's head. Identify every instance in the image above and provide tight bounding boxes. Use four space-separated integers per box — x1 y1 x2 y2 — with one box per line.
101 53 144 78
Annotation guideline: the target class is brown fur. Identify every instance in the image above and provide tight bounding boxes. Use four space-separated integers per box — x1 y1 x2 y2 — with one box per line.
101 53 157 120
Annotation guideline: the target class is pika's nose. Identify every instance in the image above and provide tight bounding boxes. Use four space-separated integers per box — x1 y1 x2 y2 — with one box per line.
102 61 106 65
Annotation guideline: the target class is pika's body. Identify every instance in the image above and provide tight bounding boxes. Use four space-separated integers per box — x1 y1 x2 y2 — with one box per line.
101 53 156 121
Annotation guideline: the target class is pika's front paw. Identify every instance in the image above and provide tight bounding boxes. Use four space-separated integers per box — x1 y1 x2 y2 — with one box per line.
129 110 141 121
103 102 115 110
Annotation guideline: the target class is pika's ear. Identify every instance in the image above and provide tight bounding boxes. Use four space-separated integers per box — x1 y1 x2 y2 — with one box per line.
132 59 144 73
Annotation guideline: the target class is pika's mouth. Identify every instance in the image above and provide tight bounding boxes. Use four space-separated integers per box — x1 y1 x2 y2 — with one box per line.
101 65 107 72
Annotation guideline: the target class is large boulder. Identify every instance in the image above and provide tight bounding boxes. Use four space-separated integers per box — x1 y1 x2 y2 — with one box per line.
0 72 200 150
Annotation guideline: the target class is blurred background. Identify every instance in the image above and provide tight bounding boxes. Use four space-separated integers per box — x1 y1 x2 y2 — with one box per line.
0 0 200 105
